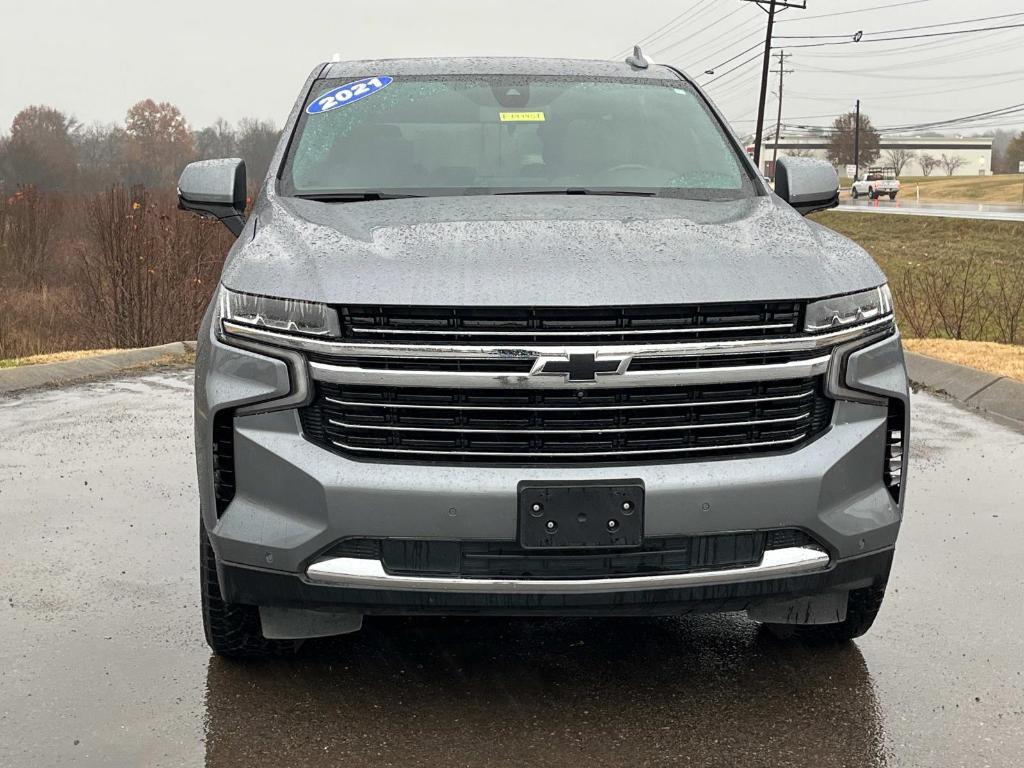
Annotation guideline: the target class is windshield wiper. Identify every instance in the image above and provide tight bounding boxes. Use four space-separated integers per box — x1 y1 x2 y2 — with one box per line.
493 188 659 197
294 192 425 202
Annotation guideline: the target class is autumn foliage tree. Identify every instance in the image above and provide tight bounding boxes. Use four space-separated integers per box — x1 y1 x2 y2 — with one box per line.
123 99 197 187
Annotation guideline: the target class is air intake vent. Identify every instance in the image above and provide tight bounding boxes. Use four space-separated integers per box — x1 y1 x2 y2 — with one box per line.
212 412 236 516
885 400 905 502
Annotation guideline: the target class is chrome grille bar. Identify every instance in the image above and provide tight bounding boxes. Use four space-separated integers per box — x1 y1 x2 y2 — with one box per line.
328 433 809 459
307 356 831 389
223 316 894 360
323 390 813 412
327 412 810 435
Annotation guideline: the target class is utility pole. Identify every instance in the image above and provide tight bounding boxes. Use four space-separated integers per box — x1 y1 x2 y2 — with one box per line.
743 0 805 173
770 50 793 179
853 99 861 182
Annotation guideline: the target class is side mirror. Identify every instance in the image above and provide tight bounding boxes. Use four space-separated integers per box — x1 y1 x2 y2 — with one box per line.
774 157 839 216
177 158 247 236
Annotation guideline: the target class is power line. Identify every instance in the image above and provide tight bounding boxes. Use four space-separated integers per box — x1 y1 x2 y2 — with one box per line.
777 102 1024 135
797 63 1024 81
648 4 750 58
612 0 716 58
773 0 932 24
784 71 1024 103
702 51 764 86
673 12 766 63
778 21 1024 49
774 11 1024 39
793 24 1015 59
698 42 763 77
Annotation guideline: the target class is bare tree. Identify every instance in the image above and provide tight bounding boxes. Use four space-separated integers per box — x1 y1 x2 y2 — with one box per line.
992 261 1024 345
194 118 237 160
826 111 880 168
236 118 280 191
940 153 965 176
883 148 914 177
918 154 939 176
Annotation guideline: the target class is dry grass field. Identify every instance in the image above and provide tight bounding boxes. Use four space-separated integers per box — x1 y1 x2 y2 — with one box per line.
903 338 1024 382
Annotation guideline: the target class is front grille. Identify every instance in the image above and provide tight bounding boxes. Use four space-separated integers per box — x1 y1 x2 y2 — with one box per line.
324 529 816 579
337 302 803 344
299 378 833 463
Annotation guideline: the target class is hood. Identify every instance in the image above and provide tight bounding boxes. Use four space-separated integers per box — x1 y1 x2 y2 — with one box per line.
221 194 884 306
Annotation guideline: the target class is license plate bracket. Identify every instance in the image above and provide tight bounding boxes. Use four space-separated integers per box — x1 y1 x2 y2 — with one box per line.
518 482 644 549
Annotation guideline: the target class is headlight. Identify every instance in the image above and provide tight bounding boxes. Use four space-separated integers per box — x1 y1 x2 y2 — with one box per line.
217 285 340 337
804 285 893 333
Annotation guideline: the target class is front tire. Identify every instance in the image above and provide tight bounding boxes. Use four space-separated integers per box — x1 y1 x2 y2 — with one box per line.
763 581 888 643
851 187 859 199
201 518 298 658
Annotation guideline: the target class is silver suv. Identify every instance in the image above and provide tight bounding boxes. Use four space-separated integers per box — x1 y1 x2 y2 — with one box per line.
179 56 908 657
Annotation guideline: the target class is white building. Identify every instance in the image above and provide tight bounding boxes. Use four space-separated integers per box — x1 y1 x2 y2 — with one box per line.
753 134 993 178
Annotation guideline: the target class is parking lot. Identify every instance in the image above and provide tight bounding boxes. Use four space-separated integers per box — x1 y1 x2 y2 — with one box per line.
0 368 1021 767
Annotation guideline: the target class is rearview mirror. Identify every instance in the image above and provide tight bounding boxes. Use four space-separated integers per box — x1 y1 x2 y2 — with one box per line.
774 157 839 216
177 158 247 236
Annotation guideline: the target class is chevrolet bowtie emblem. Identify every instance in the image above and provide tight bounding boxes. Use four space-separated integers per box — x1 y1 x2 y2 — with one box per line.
531 353 630 382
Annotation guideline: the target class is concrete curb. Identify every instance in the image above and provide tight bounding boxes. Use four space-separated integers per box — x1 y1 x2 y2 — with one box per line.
0 341 196 395
905 351 1024 427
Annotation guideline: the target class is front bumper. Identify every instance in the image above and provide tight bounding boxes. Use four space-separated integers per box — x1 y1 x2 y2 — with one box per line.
194 314 908 613
218 547 893 616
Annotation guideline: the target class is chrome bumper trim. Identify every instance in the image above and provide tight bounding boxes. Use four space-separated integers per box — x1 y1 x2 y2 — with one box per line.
305 546 831 594
307 355 831 389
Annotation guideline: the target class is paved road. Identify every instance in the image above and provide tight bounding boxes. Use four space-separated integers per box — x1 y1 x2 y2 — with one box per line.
2 370 1023 767
837 198 1024 222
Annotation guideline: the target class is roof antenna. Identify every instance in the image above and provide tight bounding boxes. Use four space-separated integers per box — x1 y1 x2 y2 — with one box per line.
625 44 650 69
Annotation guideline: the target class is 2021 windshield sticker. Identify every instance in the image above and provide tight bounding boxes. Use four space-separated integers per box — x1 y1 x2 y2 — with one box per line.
307 77 393 114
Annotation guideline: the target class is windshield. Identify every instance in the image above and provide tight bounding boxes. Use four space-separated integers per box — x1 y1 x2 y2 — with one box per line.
280 75 755 200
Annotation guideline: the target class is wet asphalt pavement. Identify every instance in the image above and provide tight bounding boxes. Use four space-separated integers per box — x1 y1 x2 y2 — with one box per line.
1 369 1023 767
837 198 1024 222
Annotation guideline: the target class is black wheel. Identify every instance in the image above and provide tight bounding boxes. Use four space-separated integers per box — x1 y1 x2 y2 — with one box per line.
201 518 298 658
868 187 876 200
763 581 888 643
851 187 859 199
889 192 897 200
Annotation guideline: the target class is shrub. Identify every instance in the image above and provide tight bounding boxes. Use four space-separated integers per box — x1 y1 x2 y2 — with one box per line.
74 185 229 348
0 186 63 287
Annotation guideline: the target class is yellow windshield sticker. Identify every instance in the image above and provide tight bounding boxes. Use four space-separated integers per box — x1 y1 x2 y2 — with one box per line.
499 111 545 122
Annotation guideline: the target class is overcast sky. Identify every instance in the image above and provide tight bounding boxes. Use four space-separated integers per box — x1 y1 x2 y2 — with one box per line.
1 0 1021 137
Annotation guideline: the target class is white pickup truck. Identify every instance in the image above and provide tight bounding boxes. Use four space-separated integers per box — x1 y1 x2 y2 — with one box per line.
851 167 900 200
